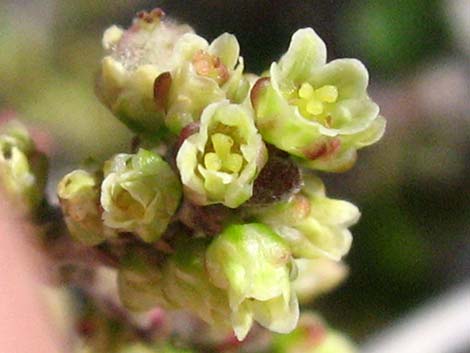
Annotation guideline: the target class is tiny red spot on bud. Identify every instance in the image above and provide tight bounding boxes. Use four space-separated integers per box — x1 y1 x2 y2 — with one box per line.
304 138 341 160
250 77 271 108
176 122 200 150
153 72 172 112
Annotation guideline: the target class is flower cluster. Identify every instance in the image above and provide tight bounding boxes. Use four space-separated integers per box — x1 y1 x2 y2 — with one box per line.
50 8 386 342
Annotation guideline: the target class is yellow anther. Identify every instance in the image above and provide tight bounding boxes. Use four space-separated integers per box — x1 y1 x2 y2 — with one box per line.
315 85 338 103
204 153 222 171
293 82 340 122
306 100 324 115
211 133 233 158
223 153 243 173
298 82 314 99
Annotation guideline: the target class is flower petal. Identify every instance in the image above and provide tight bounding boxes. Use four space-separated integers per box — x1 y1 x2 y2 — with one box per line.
209 33 240 69
278 28 327 85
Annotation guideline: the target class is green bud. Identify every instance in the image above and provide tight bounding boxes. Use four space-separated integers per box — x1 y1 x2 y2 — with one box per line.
251 28 385 172
118 247 170 312
206 223 299 340
58 170 115 245
101 148 182 242
293 259 348 304
161 238 231 332
163 33 249 133
273 313 357 353
96 9 193 137
248 174 360 261
176 101 267 208
0 121 47 210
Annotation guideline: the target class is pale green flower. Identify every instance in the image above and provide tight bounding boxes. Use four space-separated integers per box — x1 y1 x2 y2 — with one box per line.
176 101 267 208
206 223 299 340
273 313 357 353
58 170 115 245
163 33 249 133
96 9 193 137
101 148 181 242
118 246 170 312
248 174 360 261
251 28 385 172
0 121 47 210
161 238 231 332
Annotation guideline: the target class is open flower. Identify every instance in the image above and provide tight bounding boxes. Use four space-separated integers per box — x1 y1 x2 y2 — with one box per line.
162 33 249 133
206 223 299 340
0 121 47 210
251 28 385 172
96 9 193 137
101 149 182 242
58 170 115 245
176 101 267 208
248 174 360 261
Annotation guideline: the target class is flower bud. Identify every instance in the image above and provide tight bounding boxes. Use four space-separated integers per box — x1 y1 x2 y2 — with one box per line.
248 174 360 261
96 9 193 137
251 28 385 172
58 170 114 245
206 223 299 340
161 238 231 332
101 148 182 242
0 121 47 210
176 101 267 208
118 247 170 312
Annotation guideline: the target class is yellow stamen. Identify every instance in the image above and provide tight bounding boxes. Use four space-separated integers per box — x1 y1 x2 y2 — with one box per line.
298 82 314 99
306 100 324 115
211 133 233 158
293 83 339 124
315 85 338 103
204 153 222 171
223 153 243 173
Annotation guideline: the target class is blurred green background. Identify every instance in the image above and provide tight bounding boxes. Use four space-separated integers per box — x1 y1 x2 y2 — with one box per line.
1 0 469 343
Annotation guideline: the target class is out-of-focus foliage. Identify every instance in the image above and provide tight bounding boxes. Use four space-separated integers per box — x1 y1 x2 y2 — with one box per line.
338 0 450 78
0 1 133 163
